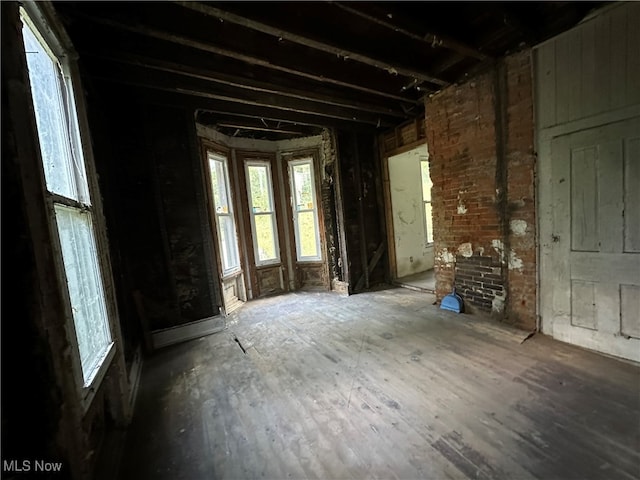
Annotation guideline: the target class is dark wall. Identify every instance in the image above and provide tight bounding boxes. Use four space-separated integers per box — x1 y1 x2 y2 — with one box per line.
84 81 219 334
144 104 218 324
335 131 387 291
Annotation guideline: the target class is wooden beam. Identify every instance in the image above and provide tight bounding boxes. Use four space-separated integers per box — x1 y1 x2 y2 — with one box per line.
84 51 413 117
175 1 449 87
216 123 309 136
355 241 386 292
492 5 539 46
332 2 490 62
196 114 320 135
352 137 370 291
105 84 379 132
83 63 397 127
69 11 418 104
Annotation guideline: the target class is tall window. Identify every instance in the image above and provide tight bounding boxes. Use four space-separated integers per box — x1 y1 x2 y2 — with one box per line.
421 157 434 244
289 158 322 261
208 152 240 275
21 9 113 387
246 161 279 265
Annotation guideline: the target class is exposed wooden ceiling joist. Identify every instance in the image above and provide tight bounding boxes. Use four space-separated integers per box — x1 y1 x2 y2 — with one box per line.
82 51 411 118
55 1 604 140
175 1 449 88
331 2 490 62
69 10 419 104
84 60 397 127
195 114 322 137
103 83 381 132
216 124 308 136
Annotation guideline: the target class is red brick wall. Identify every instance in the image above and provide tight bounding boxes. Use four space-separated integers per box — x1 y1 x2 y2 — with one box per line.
425 50 536 330
504 51 536 329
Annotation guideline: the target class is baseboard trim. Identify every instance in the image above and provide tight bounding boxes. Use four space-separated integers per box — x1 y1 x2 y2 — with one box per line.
392 280 436 294
152 316 225 350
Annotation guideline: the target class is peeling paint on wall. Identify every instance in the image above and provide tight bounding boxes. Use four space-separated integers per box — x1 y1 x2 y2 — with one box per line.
508 250 524 270
457 242 473 257
491 239 505 263
492 291 505 313
491 239 524 271
510 219 528 236
457 190 468 214
436 247 456 266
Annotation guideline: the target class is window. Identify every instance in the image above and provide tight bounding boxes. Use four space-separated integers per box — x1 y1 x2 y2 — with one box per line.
289 158 322 261
208 152 240 275
421 157 434 245
21 8 113 389
246 161 279 265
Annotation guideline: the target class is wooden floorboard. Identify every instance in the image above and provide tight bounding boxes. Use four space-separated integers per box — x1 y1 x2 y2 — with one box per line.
117 287 640 480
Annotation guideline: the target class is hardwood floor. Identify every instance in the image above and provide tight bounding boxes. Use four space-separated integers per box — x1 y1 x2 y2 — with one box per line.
394 270 436 293
117 287 640 480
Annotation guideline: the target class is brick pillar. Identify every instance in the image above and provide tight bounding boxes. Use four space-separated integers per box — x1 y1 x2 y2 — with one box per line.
425 50 536 329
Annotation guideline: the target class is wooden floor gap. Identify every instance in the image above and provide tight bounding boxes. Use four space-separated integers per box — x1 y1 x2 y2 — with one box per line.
232 333 247 354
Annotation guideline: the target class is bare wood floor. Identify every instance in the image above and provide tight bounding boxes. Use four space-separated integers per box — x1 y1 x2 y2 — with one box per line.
394 269 436 293
117 287 640 480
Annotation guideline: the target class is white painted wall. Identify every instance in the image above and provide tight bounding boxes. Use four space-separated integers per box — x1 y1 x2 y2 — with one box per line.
388 145 434 278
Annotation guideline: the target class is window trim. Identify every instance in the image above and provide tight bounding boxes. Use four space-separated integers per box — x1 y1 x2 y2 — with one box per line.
288 157 322 262
245 160 281 266
20 2 118 412
207 151 242 277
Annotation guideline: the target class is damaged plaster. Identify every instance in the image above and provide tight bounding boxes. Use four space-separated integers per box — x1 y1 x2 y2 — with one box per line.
457 242 473 257
510 219 528 236
491 239 524 271
436 247 456 267
492 291 506 313
457 190 468 214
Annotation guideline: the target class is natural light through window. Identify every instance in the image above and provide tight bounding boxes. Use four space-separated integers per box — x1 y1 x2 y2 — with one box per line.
208 153 240 274
22 9 112 387
290 158 321 261
246 162 279 264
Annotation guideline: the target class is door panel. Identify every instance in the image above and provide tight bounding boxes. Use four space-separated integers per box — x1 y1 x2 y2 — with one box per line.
254 266 285 296
624 138 640 252
547 118 640 361
220 273 245 314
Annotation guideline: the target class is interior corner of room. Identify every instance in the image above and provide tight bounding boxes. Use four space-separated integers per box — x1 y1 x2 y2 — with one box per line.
2 1 639 479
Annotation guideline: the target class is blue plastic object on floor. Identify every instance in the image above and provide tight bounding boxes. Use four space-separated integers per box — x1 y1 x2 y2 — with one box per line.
440 288 464 313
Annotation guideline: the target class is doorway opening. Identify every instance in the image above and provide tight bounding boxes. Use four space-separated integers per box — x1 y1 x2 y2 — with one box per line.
384 144 435 292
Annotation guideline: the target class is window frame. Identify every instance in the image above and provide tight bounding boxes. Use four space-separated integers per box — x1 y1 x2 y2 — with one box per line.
288 157 322 262
245 160 281 266
20 3 117 411
207 151 241 277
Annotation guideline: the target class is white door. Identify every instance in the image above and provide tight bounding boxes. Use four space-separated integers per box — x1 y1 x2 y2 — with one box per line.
545 117 640 362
